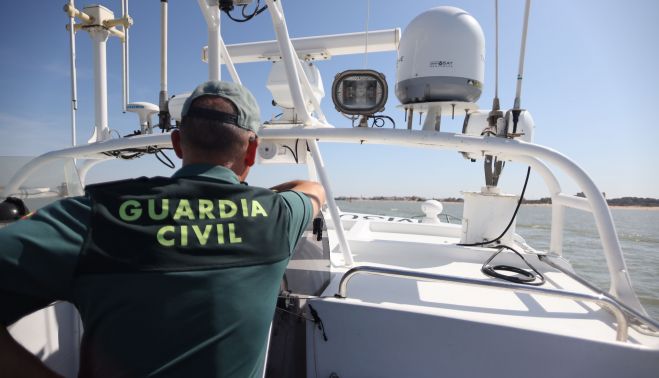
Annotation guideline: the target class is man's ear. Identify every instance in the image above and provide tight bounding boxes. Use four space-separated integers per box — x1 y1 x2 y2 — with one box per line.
245 138 258 167
171 129 183 159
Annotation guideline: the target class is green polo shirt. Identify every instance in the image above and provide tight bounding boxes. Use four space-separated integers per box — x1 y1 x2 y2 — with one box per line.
0 164 312 377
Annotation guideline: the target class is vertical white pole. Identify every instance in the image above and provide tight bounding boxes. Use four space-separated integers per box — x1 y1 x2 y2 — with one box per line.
513 0 531 110
158 0 169 128
266 0 311 125
550 204 564 256
220 36 241 84
160 1 168 96
198 0 221 81
91 30 110 142
208 26 221 81
122 0 130 112
307 140 354 266
68 1 78 147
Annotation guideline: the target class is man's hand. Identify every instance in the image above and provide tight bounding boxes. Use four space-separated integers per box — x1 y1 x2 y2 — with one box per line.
0 327 63 378
270 180 326 216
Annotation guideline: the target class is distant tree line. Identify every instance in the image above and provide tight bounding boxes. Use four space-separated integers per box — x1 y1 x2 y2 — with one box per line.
335 195 659 207
335 196 464 202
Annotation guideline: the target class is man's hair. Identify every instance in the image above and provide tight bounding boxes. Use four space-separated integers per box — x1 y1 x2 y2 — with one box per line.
180 96 256 160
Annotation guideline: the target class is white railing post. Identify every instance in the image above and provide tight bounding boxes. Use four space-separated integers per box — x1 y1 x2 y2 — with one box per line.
198 0 221 81
265 0 311 125
510 155 564 256
307 140 354 266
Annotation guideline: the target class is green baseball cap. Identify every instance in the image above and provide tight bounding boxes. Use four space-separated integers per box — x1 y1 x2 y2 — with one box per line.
181 81 261 134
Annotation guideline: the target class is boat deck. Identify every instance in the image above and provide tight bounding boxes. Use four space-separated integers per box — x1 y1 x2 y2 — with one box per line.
322 218 659 348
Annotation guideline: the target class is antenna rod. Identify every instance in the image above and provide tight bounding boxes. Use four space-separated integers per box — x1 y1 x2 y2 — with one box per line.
158 0 170 130
510 0 531 135
513 0 531 112
198 0 221 81
121 0 130 112
67 0 78 147
488 0 502 119
363 0 370 68
494 0 499 103
484 0 504 187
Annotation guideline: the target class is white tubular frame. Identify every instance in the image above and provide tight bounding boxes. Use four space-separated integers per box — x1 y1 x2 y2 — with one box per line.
198 0 242 84
1 129 644 314
160 1 168 95
197 0 221 81
90 29 111 142
121 0 130 112
222 29 400 64
265 0 354 264
67 0 78 148
307 140 354 266
266 0 311 124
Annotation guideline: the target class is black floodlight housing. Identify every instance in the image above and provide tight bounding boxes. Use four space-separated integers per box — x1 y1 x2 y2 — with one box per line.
331 69 388 116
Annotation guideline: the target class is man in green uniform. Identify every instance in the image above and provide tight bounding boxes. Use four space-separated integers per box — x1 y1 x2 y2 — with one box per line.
0 81 325 377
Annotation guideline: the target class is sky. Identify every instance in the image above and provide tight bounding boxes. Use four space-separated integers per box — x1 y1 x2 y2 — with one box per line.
1 0 658 199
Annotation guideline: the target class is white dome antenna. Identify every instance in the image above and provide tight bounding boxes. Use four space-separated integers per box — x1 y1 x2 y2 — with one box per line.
126 102 159 134
396 6 485 105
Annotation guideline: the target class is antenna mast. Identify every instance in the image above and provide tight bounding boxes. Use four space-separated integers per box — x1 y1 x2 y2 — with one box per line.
158 0 171 130
484 0 504 187
66 0 78 147
121 0 131 112
363 0 370 68
512 0 532 133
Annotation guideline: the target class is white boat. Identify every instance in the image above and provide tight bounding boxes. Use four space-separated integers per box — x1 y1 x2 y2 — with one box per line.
3 1 658 377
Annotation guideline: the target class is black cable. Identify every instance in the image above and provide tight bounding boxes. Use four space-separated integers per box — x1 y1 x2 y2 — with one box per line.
369 115 396 128
102 146 175 169
344 114 396 128
281 139 301 163
481 244 545 286
224 0 268 22
458 166 531 247
155 149 175 168
281 145 298 163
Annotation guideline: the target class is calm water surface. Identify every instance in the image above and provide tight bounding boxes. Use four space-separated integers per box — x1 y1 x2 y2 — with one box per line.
337 200 659 321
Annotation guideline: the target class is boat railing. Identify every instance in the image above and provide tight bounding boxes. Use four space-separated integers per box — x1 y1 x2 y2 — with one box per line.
0 127 647 314
335 265 659 342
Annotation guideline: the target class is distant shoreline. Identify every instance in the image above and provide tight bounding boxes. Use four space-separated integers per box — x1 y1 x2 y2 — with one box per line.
335 196 659 208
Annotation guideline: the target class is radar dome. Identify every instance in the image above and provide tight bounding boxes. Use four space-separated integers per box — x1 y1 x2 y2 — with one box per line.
396 6 485 104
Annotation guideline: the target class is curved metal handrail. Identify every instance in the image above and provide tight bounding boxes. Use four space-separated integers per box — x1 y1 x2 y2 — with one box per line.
335 265 642 342
1 127 645 314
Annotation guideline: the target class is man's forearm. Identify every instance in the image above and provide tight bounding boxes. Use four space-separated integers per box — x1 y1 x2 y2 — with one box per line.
0 327 63 378
270 180 307 192
270 180 326 216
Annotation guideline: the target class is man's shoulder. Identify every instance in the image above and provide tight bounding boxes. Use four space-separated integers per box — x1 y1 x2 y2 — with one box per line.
85 176 169 193
29 196 92 226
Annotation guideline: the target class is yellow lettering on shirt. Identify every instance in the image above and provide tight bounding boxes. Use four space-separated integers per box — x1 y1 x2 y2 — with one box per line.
119 200 142 222
240 198 249 217
173 200 195 220
148 199 169 220
192 224 212 245
219 200 237 218
228 223 242 244
198 199 215 219
117 196 273 247
251 200 268 217
216 223 225 244
157 225 176 247
180 225 188 246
